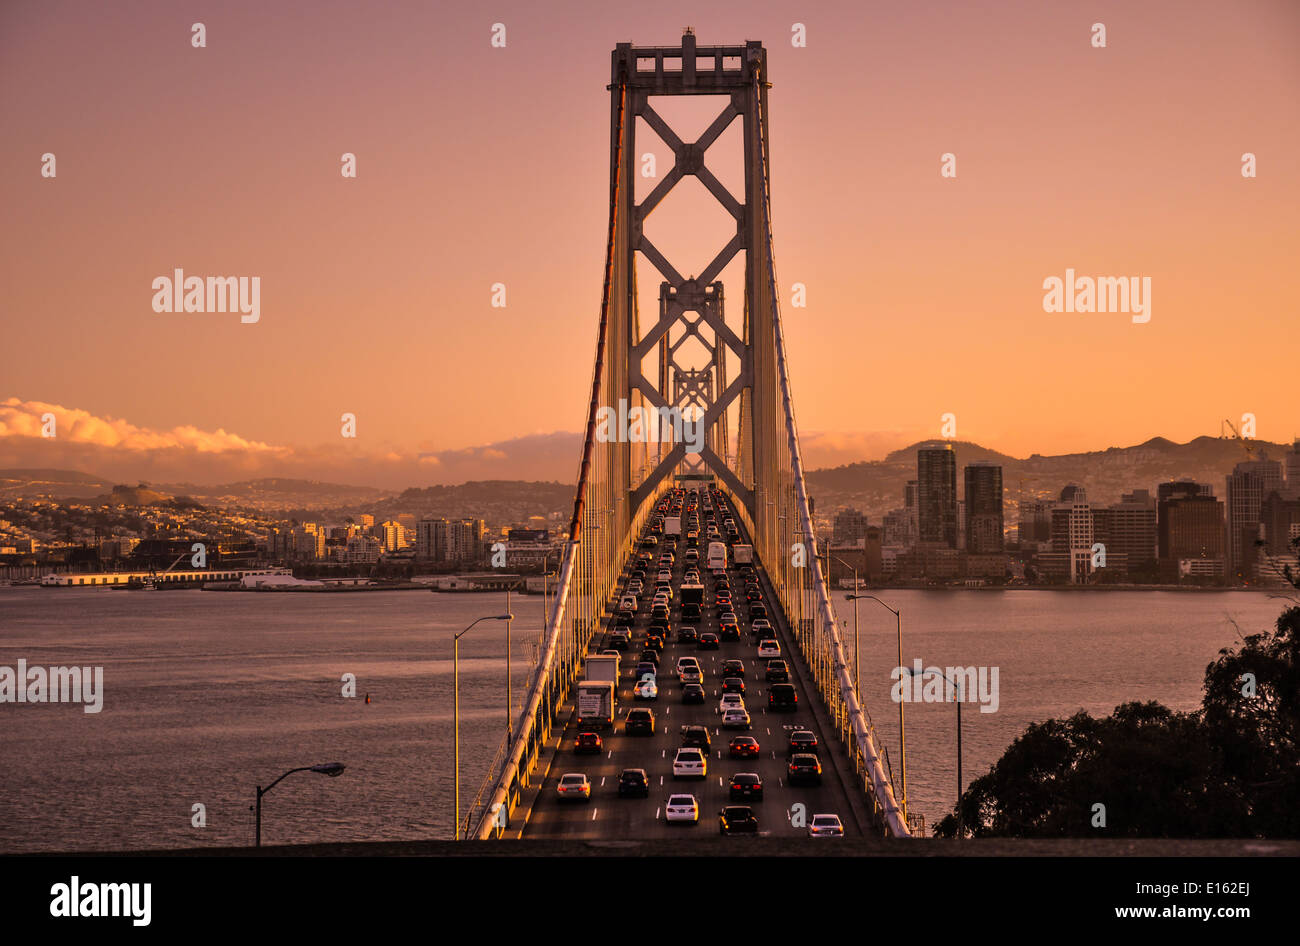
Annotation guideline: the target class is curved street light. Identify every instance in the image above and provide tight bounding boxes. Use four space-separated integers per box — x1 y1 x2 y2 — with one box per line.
903 664 964 837
254 761 346 847
848 593 906 825
454 613 514 840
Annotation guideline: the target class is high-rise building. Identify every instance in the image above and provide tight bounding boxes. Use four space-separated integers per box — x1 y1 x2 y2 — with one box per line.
1017 498 1054 548
416 517 486 563
1260 490 1300 555
1045 487 1094 583
1226 459 1284 579
832 508 869 545
1094 497 1157 578
916 442 957 548
1157 482 1224 579
1286 439 1300 498
964 462 1004 554
360 514 375 529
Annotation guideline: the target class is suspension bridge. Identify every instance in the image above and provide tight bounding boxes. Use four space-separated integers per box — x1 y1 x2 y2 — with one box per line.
469 32 911 841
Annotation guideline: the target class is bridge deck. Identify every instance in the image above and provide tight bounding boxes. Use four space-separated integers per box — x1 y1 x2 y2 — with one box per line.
518 504 870 840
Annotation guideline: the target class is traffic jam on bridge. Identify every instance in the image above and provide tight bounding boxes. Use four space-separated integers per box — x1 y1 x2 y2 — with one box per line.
524 486 851 839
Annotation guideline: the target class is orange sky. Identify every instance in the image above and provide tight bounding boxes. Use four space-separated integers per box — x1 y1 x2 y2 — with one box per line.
2 0 1297 486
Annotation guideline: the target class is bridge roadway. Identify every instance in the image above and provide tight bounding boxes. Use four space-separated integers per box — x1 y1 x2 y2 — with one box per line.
519 502 866 839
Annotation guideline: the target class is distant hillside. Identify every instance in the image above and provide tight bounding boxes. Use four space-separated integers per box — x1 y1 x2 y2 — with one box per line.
308 480 576 528
0 468 114 499
805 436 1296 524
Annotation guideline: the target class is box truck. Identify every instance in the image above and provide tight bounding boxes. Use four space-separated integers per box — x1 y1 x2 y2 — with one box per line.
706 541 728 571
584 654 620 686
576 680 615 728
733 544 754 565
664 516 682 536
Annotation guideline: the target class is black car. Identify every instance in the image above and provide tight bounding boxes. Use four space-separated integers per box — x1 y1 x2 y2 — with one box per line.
677 626 699 645
681 683 706 704
768 683 798 711
788 753 822 785
787 729 818 757
764 659 789 682
721 676 745 695
719 806 759 835
728 773 763 801
644 635 665 653
681 725 711 750
682 603 701 620
639 649 660 665
720 658 745 678
719 623 740 642
618 768 649 797
698 632 720 650
608 633 630 651
749 603 768 620
626 708 655 735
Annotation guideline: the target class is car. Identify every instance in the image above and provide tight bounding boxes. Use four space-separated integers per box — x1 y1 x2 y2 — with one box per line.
619 595 638 611
618 768 649 798
680 725 711 750
608 632 630 651
757 639 781 659
651 605 669 621
729 773 764 801
719 623 740 641
809 814 844 837
721 676 745 695
672 747 708 779
745 589 763 603
718 806 759 835
719 693 745 713
721 708 751 730
677 626 699 645
676 656 700 674
749 603 768 620
626 708 655 735
644 635 665 653
787 729 818 757
634 676 658 700
751 619 773 637
719 611 738 626
768 683 798 711
710 660 741 680
681 682 706 704
614 610 635 625
665 794 700 824
679 667 702 685
634 661 658 680
638 649 660 665
574 731 603 754
765 659 789 682
698 632 720 650
729 735 760 758
682 603 702 621
788 753 822 785
556 773 591 801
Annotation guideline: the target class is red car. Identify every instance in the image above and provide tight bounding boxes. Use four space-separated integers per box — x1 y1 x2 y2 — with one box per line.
575 732 603 755
728 736 760 759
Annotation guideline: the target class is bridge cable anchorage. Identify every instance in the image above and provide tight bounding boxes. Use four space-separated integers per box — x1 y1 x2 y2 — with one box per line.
750 65 911 838
471 74 632 840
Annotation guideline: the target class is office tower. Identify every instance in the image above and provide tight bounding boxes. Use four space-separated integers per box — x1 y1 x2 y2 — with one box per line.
1157 482 1224 578
1226 458 1284 578
832 507 868 545
964 462 1004 553
917 442 957 548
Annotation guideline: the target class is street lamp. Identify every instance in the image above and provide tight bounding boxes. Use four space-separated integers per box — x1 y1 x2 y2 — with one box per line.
903 664 964 837
848 593 906 825
454 613 513 840
253 761 345 847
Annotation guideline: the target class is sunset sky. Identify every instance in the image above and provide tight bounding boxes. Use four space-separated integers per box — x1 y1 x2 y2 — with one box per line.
2 0 1297 487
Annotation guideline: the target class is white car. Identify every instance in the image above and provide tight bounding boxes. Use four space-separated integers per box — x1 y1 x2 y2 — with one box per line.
719 611 738 625
634 675 658 700
721 708 751 730
719 693 745 713
619 595 638 611
556 773 591 801
665 794 700 824
676 657 700 676
751 619 772 635
657 570 673 582
757 639 781 658
679 667 702 685
672 748 708 779
809 814 844 837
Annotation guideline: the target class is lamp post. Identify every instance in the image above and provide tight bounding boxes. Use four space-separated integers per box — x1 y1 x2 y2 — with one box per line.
454 612 513 840
848 593 906 824
817 551 860 698
253 761 345 847
903 664 964 836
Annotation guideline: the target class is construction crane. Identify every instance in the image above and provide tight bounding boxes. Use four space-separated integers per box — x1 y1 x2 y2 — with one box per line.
1222 418 1258 460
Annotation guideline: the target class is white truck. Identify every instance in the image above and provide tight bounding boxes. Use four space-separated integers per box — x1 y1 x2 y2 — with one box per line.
576 681 614 728
706 541 728 571
664 516 682 535
733 544 754 565
584 654 620 686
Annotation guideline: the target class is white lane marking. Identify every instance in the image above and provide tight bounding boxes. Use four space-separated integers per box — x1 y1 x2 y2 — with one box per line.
607 750 612 758
601 777 606 786
591 808 599 821
718 776 723 786
660 775 664 785
656 807 661 819
662 749 666 758
766 728 771 735
778 778 784 787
